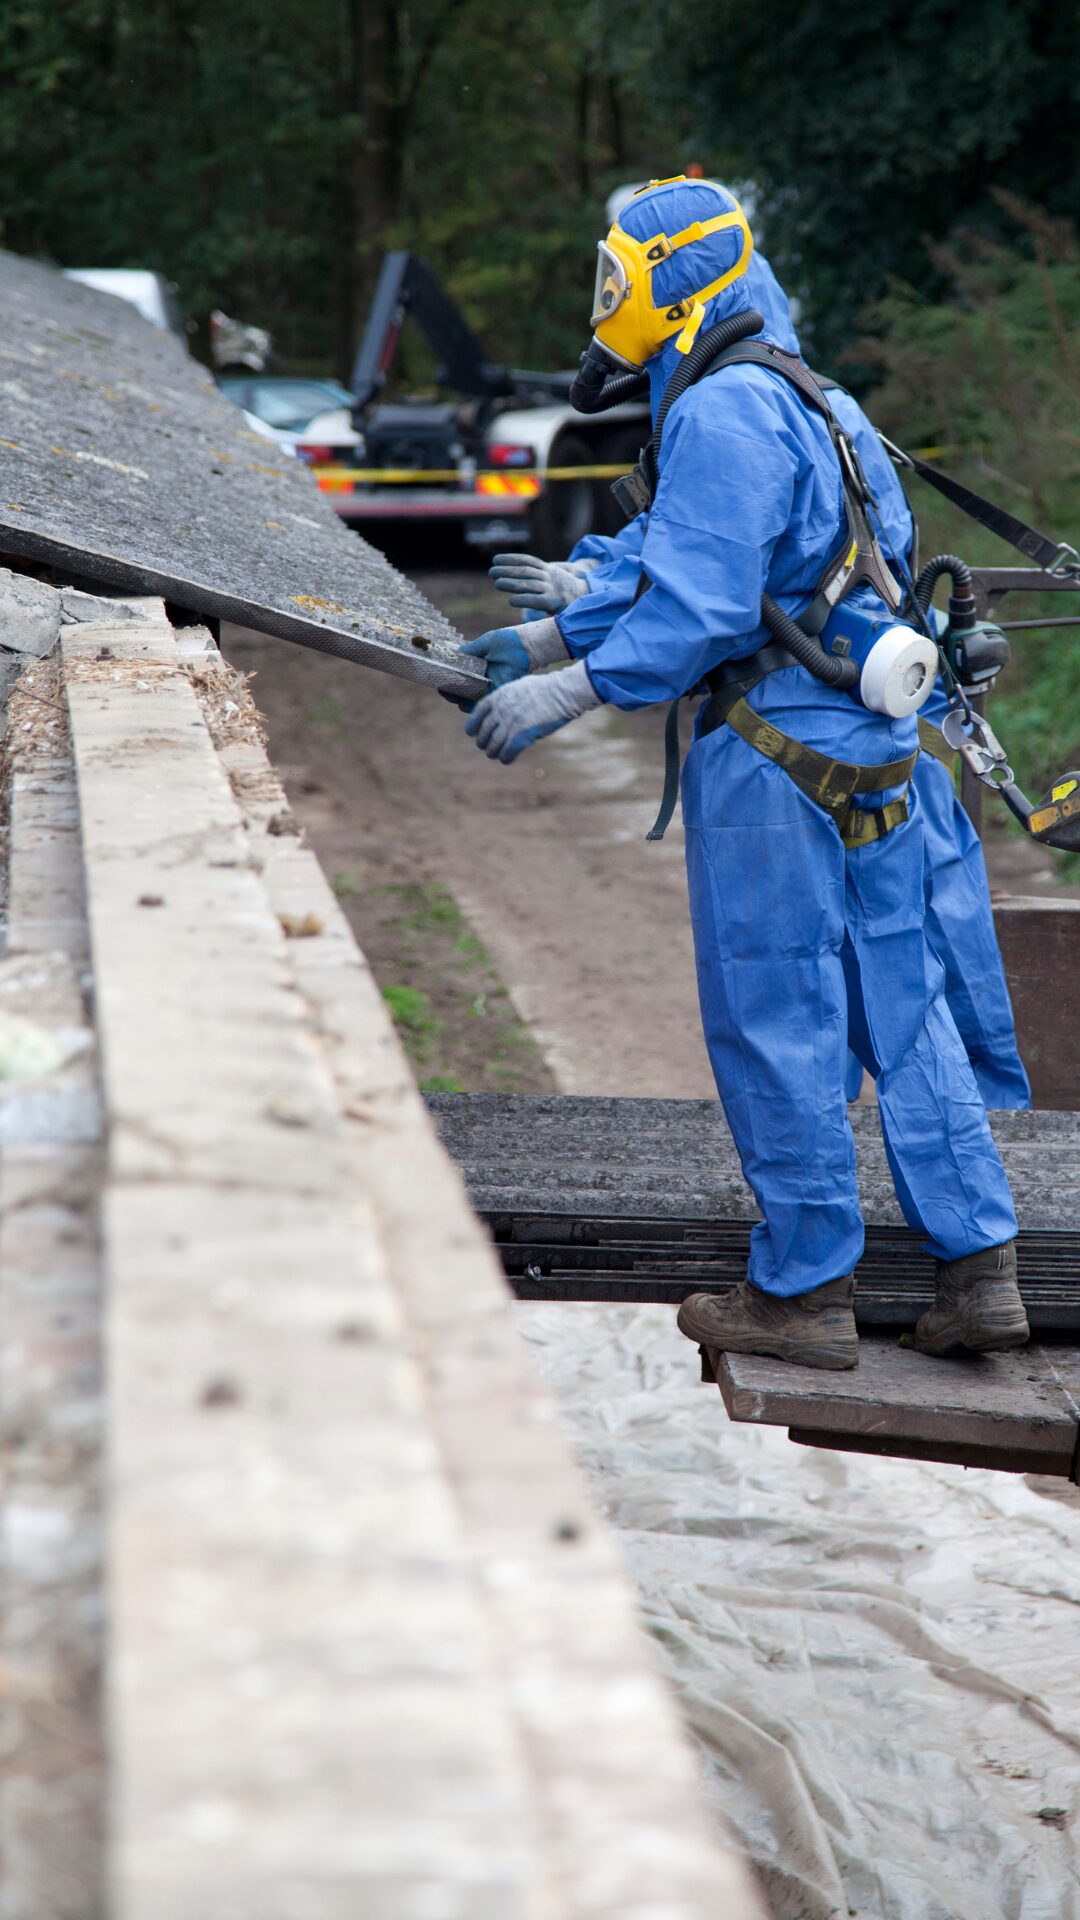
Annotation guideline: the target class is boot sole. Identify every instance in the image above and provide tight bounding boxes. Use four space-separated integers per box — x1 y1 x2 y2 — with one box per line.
677 1300 858 1371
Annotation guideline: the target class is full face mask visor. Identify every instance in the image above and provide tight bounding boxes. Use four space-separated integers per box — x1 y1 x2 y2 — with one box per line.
591 240 630 330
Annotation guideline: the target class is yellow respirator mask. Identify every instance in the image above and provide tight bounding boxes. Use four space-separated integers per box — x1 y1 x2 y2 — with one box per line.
590 179 754 369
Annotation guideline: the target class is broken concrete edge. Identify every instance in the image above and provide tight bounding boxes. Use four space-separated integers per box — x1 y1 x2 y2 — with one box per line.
26 598 763 1920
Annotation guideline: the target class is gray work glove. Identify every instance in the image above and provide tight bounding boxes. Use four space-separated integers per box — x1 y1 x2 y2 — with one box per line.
446 616 569 711
465 658 600 763
488 551 595 615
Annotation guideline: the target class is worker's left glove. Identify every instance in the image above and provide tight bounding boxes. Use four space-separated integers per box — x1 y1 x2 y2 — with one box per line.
466 659 600 763
488 552 595 616
457 616 569 689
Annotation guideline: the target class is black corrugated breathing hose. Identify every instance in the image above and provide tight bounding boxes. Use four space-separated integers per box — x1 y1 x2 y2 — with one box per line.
914 553 976 625
569 343 650 413
760 594 859 690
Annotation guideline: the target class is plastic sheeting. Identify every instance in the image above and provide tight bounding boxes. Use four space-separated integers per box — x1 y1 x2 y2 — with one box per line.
517 1302 1080 1919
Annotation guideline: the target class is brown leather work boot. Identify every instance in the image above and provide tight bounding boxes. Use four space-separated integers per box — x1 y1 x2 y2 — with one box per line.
677 1276 858 1372
912 1240 1029 1356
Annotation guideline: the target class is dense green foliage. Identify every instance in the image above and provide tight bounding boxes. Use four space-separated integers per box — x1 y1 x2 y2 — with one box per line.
662 0 1080 365
0 0 690 373
1 0 1078 810
858 200 1080 804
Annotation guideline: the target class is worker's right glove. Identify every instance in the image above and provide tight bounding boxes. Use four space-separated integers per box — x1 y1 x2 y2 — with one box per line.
457 616 569 688
488 552 595 616
465 658 600 763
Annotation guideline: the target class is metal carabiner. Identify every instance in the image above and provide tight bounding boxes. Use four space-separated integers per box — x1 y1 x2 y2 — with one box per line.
940 703 1015 789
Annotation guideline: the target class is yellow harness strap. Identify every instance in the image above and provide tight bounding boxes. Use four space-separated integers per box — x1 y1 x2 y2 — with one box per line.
722 695 917 847
917 716 958 771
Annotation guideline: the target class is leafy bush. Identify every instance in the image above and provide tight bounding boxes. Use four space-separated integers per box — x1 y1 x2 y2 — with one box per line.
854 196 1080 804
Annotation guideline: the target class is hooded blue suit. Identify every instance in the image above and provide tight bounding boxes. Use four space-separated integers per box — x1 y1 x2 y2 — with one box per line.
563 246 1031 1116
555 182 1016 1296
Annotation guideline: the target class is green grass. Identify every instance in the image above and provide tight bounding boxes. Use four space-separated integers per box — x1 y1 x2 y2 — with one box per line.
381 982 438 1049
369 879 551 1092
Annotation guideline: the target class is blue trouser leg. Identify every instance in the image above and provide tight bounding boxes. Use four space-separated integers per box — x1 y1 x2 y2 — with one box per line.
682 730 1017 1296
915 753 1031 1110
841 785 1018 1261
843 755 1030 1109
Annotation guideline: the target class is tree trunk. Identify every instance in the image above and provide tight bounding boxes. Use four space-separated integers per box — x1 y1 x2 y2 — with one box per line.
331 0 403 383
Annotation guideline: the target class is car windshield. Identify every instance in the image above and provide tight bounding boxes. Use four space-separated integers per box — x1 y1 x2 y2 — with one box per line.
229 379 356 430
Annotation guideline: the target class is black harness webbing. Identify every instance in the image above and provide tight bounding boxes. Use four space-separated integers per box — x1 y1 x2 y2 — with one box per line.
701 342 904 630
878 436 1079 575
637 341 909 841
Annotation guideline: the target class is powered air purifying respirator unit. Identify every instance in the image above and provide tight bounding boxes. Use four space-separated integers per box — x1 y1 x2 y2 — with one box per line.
821 603 939 718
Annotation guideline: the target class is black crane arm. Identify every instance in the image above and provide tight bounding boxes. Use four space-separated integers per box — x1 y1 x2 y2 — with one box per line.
350 252 515 409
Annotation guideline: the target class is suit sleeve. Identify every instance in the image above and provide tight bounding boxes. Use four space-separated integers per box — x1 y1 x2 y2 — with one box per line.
576 383 798 709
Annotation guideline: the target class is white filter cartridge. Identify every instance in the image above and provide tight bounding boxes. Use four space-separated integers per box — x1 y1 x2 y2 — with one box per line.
859 626 939 718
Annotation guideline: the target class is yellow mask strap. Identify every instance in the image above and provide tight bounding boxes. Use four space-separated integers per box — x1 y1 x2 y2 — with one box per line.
666 208 754 303
674 299 707 353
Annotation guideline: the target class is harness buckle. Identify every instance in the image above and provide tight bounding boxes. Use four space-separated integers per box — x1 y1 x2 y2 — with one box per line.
1049 542 1080 577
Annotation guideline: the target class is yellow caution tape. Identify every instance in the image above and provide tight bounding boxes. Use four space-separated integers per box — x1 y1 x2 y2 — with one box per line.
315 463 635 486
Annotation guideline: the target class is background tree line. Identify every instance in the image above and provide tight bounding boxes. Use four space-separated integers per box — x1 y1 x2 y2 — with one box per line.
2 0 1079 800
3 0 1076 378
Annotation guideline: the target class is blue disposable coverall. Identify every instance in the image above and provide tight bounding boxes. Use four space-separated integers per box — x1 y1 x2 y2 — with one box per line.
554 182 1017 1296
562 249 1031 1116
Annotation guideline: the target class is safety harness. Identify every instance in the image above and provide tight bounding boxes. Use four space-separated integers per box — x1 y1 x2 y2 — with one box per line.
631 337 918 842
700 645 918 847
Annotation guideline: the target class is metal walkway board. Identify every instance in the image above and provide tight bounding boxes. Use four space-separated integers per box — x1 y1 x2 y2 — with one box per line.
0 251 483 696
430 1093 1080 1225
429 1094 1080 1331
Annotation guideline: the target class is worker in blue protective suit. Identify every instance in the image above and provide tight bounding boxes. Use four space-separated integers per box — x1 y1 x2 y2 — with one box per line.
490 250 1032 1117
455 176 1028 1368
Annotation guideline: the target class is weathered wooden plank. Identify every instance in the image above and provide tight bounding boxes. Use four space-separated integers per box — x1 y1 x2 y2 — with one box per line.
0 686 104 1920
712 1337 1080 1476
994 898 1080 1111
52 613 762 1920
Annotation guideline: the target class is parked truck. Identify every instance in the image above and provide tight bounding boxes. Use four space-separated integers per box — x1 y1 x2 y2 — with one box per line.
312 252 649 557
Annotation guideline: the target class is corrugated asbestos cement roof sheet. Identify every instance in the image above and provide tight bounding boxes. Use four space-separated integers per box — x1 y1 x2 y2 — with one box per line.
0 251 483 695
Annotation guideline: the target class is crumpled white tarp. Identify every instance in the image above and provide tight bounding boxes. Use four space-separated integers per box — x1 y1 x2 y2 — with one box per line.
517 1302 1080 1920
